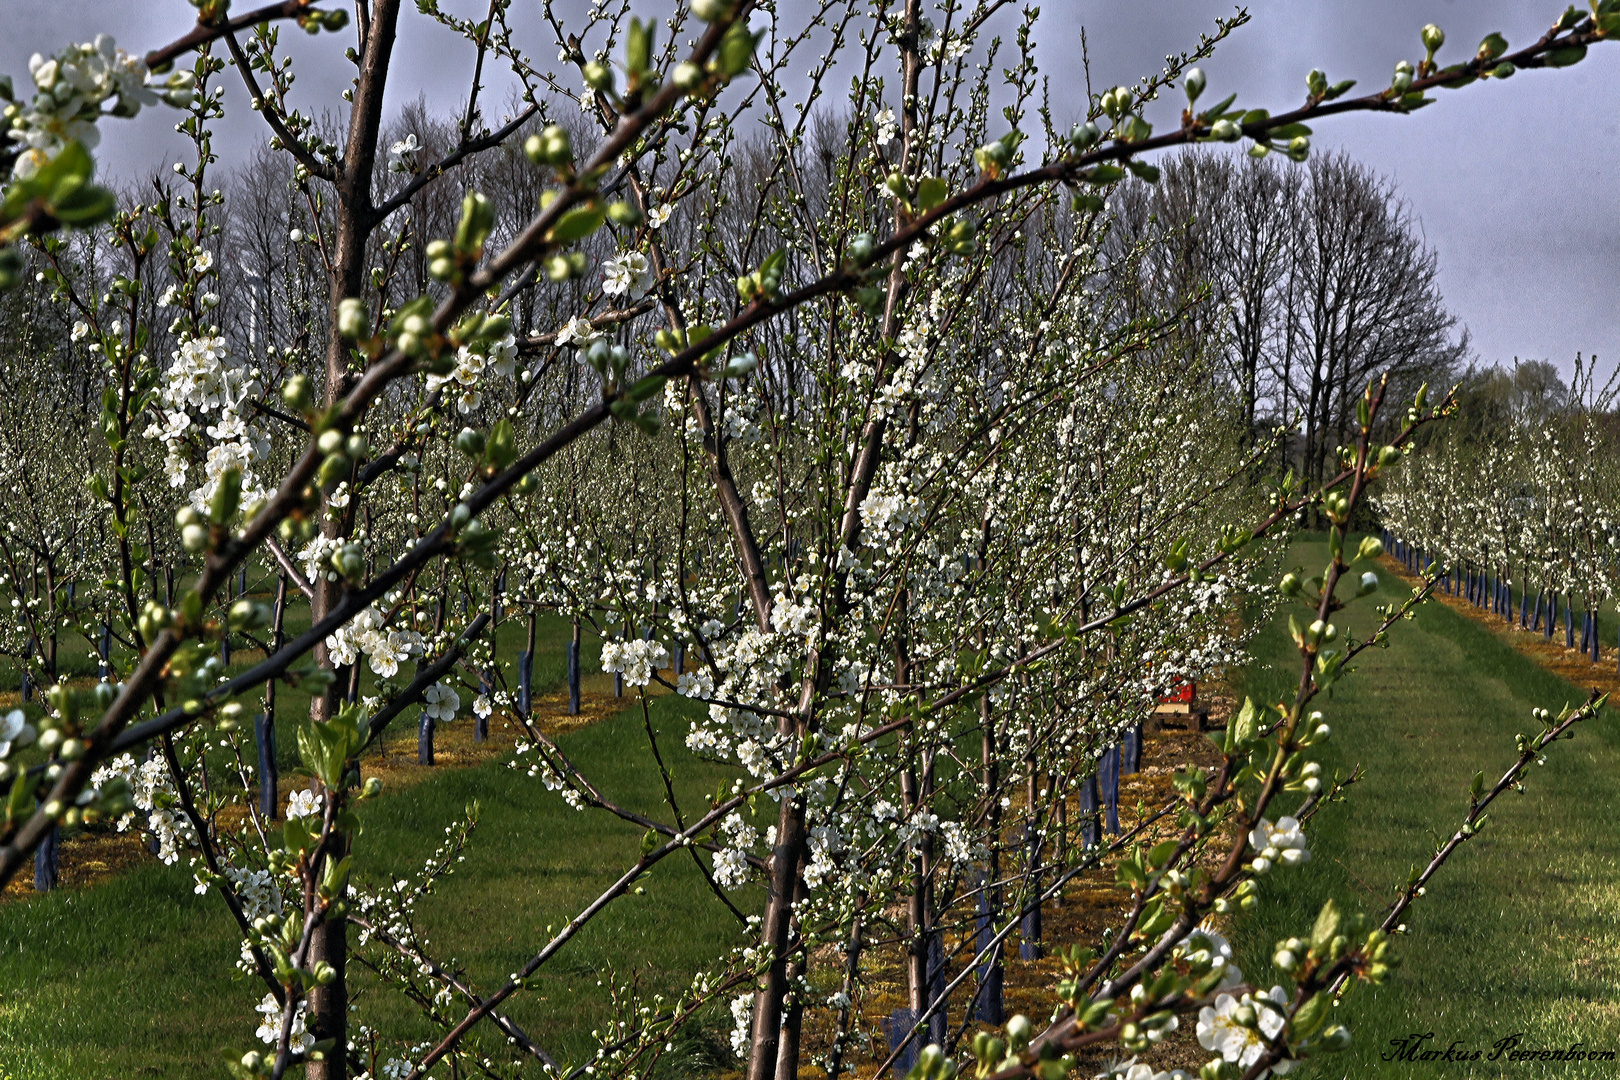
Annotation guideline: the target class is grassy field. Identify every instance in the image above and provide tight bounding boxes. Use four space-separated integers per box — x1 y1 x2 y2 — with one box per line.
0 602 751 1079
1232 536 1620 1077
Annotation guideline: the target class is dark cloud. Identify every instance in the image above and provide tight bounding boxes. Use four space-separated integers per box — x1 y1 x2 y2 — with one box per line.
8 1 1615 374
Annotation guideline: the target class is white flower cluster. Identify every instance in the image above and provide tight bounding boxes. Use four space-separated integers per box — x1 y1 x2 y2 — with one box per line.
601 250 656 300
728 993 753 1058
7 35 189 178
90 752 196 865
769 592 817 638
1248 815 1310 873
422 682 460 721
255 992 315 1053
425 335 518 414
146 334 272 513
1196 986 1294 1075
298 536 344 583
600 638 669 687
711 812 757 888
555 316 601 347
0 708 38 780
326 606 426 677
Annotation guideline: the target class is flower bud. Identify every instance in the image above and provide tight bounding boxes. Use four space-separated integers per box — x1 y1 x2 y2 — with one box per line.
317 429 345 455
1005 1014 1033 1051
181 522 209 552
672 61 704 91
230 598 272 630
282 373 314 412
1209 118 1240 141
1183 67 1206 103
1420 23 1444 54
1356 536 1384 561
607 200 643 225
690 0 737 22
336 297 368 339
582 61 615 95
1392 60 1414 93
318 452 350 488
1069 120 1100 150
525 125 573 167
1274 948 1296 971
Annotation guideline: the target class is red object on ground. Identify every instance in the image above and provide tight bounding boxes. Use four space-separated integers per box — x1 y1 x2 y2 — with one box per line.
1158 681 1196 705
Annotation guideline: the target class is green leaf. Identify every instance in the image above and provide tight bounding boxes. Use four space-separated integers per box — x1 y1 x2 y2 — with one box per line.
548 203 606 243
1292 992 1330 1038
1225 696 1259 752
1084 163 1126 185
626 17 652 74
1125 160 1160 183
915 176 948 210
1311 897 1341 954
626 373 668 403
1546 43 1587 67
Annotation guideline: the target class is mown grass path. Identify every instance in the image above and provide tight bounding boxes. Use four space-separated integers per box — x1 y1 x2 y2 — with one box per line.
1234 538 1620 1078
0 620 749 1079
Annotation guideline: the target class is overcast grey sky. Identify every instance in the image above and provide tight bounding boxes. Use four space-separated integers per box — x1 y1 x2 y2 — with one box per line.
9 1 1617 375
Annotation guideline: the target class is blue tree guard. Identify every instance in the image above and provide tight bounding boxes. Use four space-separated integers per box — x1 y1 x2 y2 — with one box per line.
1079 773 1100 849
418 709 435 766
1101 744 1121 835
882 1008 921 1078
474 672 491 742
972 873 1005 1023
567 637 582 715
34 823 58 892
1565 605 1576 649
1122 721 1143 774
255 711 278 820
517 649 533 716
925 931 947 1045
1019 822 1042 960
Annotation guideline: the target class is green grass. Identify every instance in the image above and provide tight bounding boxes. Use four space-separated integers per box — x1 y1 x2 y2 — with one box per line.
1232 537 1620 1077
0 610 749 1078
